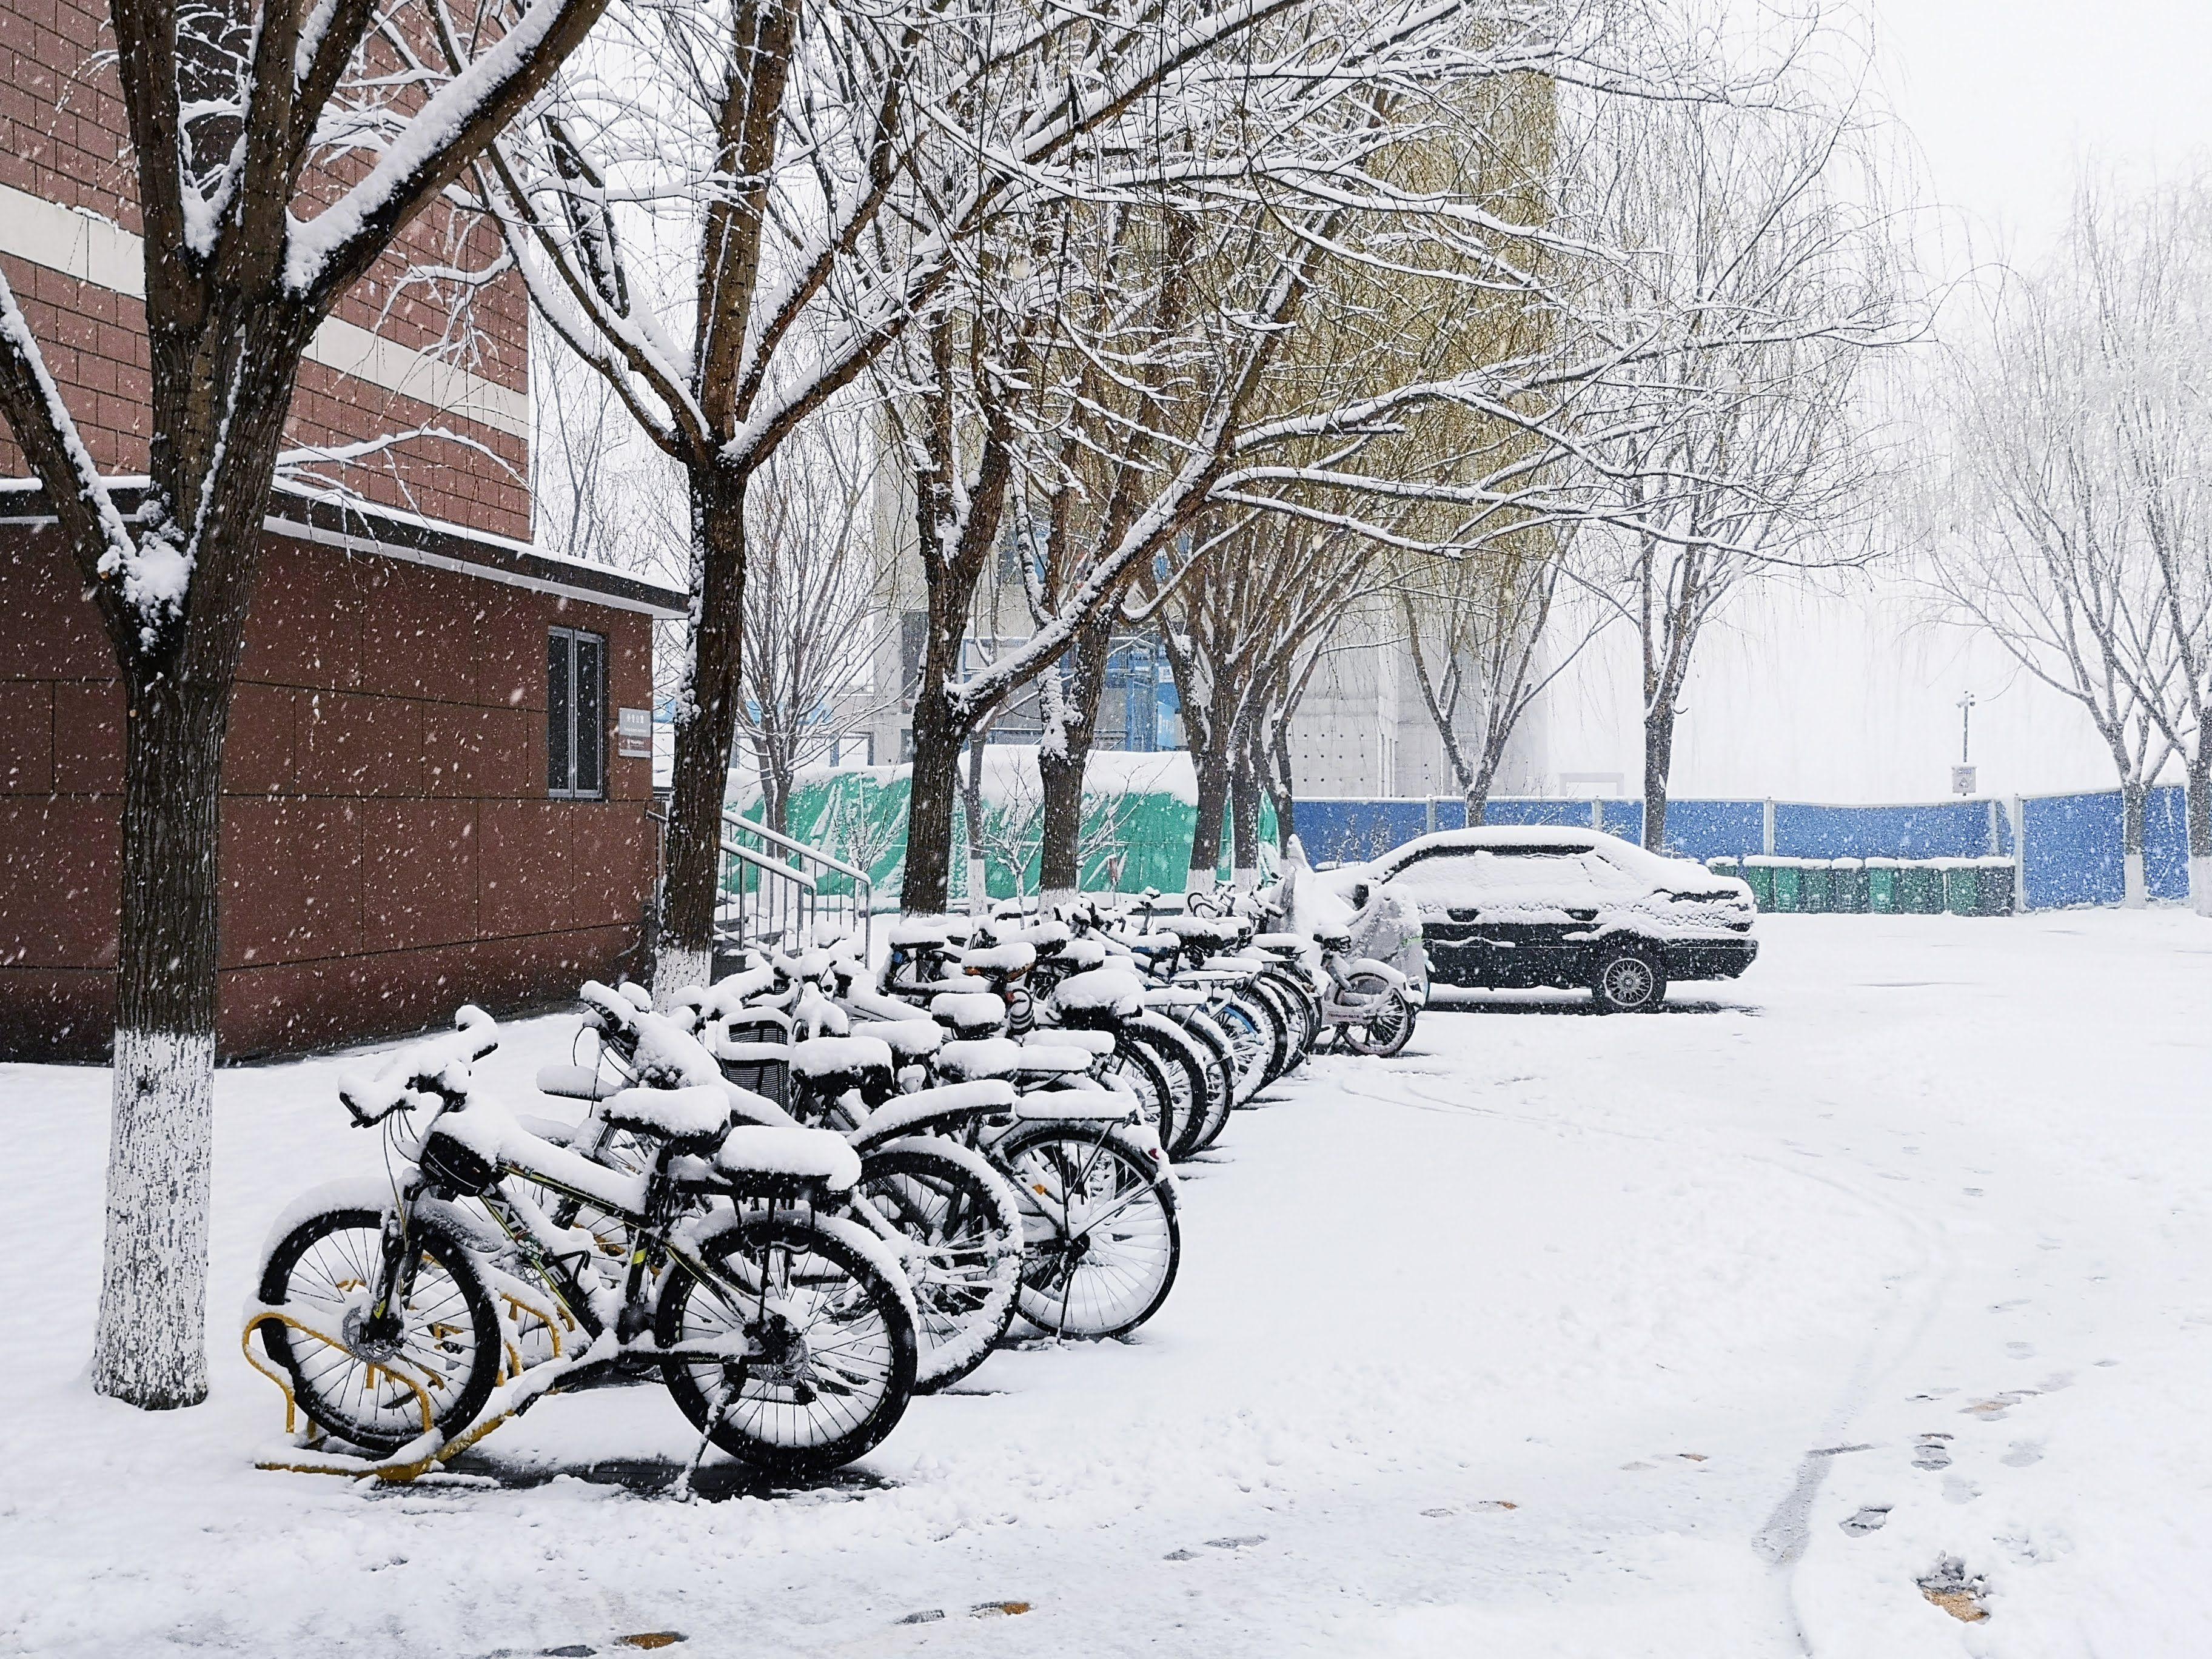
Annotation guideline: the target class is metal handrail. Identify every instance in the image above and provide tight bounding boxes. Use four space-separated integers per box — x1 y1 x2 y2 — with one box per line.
712 808 872 962
722 811 871 885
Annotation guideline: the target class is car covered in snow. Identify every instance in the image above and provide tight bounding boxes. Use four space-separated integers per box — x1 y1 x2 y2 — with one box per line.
1327 826 1758 1011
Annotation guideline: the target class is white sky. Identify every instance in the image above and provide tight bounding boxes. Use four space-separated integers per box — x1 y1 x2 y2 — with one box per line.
1542 2 2212 806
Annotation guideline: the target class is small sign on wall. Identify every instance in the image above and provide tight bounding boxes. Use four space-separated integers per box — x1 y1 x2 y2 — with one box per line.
1952 764 1977 797
617 707 652 760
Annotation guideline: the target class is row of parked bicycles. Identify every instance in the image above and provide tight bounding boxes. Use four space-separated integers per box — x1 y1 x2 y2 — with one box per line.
243 891 1419 1486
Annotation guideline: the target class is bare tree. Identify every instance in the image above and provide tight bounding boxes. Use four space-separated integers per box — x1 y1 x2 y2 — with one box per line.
1572 91 1905 851
0 0 609 1409
480 0 1361 982
2076 178 2212 913
1923 267 2178 905
737 425 894 834
1399 525 1606 823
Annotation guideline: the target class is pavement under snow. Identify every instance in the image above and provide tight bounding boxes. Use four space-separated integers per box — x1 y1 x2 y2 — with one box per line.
3 913 2210 1657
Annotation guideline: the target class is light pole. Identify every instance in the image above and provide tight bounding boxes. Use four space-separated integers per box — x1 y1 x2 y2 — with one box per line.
1953 691 1977 796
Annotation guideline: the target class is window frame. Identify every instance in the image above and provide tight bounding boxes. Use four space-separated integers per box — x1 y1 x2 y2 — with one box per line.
548 625 608 801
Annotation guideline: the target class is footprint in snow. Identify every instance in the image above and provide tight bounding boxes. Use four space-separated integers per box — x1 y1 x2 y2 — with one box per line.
1205 1535 1267 1549
1942 1473 1981 1504
1838 1504 1891 1536
1912 1436 1953 1471
2000 1441 2043 1468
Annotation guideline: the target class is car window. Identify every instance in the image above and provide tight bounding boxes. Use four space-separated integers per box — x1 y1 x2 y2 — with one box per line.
1578 850 1653 891
1381 851 1478 905
1382 846 1594 912
1476 850 1601 904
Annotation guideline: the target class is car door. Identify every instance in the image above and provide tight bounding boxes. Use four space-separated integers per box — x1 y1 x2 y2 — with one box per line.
1464 846 1601 987
1375 850 1489 987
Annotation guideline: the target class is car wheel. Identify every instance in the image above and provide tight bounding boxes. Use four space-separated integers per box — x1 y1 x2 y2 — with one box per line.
1590 943 1666 1013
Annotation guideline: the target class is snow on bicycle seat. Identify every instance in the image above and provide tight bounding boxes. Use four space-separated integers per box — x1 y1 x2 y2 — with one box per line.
930 990 1007 1034
790 1034 896 1082
713 1125 861 1191
850 1018 945 1061
888 919 951 950
536 1062 620 1102
1048 937 1107 970
1141 985 1206 1008
1014 920 1071 950
1251 932 1314 955
1158 916 1239 949
1050 968 1145 1025
599 1084 733 1147
1119 932 1182 957
960 941 1036 974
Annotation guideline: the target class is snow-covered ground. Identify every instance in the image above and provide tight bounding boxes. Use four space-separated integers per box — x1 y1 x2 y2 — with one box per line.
4 913 2210 1657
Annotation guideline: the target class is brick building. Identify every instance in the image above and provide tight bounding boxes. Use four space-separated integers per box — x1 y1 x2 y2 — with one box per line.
0 0 685 1059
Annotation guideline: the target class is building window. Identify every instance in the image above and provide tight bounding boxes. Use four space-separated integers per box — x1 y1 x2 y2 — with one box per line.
548 626 606 799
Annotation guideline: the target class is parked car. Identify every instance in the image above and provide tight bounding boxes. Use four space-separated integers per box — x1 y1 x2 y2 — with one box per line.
1326 826 1758 1011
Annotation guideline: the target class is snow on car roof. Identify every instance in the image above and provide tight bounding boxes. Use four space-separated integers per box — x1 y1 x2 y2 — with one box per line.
1372 826 1715 884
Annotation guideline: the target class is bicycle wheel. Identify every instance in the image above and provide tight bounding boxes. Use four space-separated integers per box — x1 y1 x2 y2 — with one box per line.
1099 1031 1183 1152
998 1122 1180 1339
1339 973 1416 1057
1213 992 1281 1104
656 1210 917 1478
1260 965 1322 1063
1177 1009 1238 1151
1129 1018 1213 1161
852 1139 1022 1393
256 1201 502 1457
1242 976 1302 1084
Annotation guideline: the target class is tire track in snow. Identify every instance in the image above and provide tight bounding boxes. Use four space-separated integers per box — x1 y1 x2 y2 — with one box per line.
1329 1054 1956 1651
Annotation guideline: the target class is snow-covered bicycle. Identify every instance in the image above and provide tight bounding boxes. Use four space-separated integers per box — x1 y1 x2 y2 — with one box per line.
247 1007 917 1481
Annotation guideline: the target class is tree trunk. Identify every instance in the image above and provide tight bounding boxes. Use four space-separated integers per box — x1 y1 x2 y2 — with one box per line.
2189 757 2212 917
656 466 748 1002
2120 777 2148 909
1038 613 1114 905
1265 722 1298 853
90 306 302 1409
902 679 967 914
1187 739 1232 890
1038 744 1085 908
1230 745 1262 889
92 656 235 1409
961 735 990 915
1642 701 1676 853
759 742 792 838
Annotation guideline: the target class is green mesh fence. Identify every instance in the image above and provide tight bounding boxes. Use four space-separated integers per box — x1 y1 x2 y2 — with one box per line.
727 765 1276 904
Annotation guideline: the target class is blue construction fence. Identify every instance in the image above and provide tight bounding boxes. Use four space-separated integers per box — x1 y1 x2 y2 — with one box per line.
1292 786 2198 913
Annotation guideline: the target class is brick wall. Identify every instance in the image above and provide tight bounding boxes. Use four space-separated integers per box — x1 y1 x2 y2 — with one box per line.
0 0 530 538
0 528 659 1059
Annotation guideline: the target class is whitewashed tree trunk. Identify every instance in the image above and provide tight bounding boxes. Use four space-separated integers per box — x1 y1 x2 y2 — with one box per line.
92 1029 215 1409
2123 852 2149 908
652 945 714 1009
967 854 991 916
